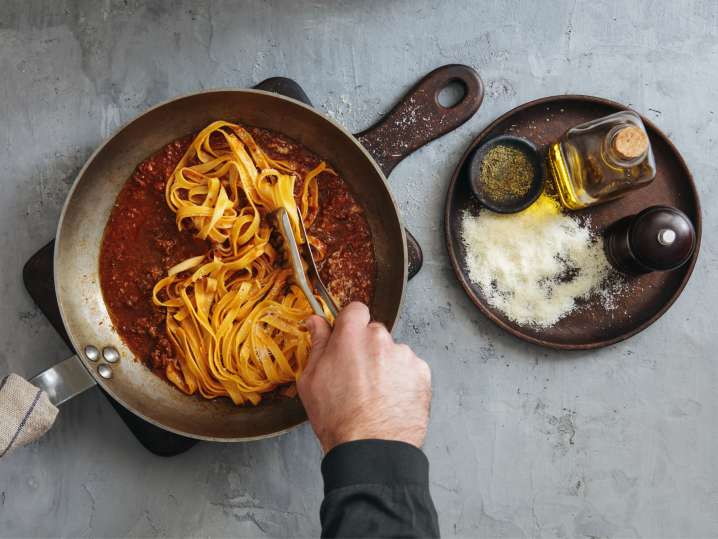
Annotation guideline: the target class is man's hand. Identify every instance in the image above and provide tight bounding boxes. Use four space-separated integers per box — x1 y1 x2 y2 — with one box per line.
298 302 432 453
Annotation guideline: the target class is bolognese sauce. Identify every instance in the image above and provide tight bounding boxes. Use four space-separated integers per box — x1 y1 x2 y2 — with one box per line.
99 127 376 376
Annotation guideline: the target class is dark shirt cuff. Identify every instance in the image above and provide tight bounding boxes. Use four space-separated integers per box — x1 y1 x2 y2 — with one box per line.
321 439 429 495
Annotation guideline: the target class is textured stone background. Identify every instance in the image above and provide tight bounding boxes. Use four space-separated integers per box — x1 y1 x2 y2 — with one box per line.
1 1 716 537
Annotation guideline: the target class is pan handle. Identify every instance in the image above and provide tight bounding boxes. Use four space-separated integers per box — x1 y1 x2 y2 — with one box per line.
355 64 484 177
0 356 94 457
355 65 483 280
30 354 97 406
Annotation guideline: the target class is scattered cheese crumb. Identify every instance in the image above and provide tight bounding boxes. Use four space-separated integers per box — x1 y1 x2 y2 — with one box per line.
461 195 618 327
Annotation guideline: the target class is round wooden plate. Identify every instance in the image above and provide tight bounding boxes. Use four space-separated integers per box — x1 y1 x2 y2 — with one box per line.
444 96 702 350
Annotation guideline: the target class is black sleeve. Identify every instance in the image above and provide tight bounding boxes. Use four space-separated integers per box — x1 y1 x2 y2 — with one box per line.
320 439 440 538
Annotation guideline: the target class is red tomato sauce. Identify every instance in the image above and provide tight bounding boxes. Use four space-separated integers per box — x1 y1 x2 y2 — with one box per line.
99 126 376 374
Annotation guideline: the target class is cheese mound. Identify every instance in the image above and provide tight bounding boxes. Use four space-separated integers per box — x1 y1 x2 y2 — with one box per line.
461 195 613 327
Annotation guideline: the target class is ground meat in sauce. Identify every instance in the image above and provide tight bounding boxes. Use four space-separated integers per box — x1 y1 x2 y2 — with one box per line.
249 128 375 306
99 126 377 377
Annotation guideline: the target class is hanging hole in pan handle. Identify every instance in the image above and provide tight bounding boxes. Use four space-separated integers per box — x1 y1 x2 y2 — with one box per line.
437 78 469 109
420 65 482 120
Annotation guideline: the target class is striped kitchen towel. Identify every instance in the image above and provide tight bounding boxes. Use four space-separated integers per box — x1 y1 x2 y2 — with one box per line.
0 374 58 458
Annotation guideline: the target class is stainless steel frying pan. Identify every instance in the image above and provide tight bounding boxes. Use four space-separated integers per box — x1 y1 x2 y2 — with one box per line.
27 66 483 442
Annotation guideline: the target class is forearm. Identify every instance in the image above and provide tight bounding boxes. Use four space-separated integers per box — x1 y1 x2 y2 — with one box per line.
320 440 439 539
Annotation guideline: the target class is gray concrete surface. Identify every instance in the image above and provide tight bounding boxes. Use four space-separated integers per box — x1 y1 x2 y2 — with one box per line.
0 0 716 537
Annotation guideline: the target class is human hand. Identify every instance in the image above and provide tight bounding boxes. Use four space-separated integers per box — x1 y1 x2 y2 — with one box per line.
298 302 432 453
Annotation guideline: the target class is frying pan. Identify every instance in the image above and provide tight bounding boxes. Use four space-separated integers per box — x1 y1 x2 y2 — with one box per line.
24 65 484 442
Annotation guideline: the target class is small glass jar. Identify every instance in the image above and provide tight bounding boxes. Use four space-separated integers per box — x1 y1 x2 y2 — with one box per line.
548 111 656 210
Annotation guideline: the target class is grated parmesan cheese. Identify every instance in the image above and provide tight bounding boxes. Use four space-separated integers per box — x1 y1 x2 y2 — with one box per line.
461 195 617 327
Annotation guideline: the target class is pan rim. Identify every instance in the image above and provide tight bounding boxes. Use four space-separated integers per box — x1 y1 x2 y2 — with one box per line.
53 87 408 442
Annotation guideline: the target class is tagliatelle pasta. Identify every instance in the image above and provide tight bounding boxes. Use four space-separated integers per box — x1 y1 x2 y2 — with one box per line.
152 121 333 405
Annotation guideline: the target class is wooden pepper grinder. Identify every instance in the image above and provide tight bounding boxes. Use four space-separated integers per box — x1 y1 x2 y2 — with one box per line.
605 206 696 275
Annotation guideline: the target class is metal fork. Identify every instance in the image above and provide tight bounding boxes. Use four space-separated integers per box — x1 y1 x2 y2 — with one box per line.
272 208 339 321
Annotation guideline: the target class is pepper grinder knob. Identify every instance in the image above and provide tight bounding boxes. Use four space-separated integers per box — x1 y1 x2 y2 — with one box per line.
605 206 696 275
657 228 676 246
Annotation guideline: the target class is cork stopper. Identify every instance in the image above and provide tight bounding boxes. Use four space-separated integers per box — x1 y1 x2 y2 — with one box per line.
612 126 648 160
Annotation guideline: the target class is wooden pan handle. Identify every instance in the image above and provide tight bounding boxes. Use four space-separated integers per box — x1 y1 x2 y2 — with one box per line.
355 64 484 176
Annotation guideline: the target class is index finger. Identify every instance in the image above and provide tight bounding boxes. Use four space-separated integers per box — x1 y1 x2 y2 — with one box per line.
334 301 371 331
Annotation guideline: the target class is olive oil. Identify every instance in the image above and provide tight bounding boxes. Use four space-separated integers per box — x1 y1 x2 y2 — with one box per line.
548 111 656 210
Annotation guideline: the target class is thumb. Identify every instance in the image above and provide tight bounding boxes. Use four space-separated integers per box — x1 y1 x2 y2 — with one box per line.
306 315 332 367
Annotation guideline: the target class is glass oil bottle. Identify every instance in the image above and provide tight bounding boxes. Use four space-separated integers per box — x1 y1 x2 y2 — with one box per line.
548 111 656 210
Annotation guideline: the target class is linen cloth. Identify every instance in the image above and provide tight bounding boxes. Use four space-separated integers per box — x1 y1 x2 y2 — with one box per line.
0 373 58 458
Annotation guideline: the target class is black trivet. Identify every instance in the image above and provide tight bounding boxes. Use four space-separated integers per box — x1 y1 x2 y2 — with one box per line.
22 78 314 456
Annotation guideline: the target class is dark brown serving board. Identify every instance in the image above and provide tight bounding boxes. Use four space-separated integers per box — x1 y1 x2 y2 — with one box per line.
445 95 701 350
